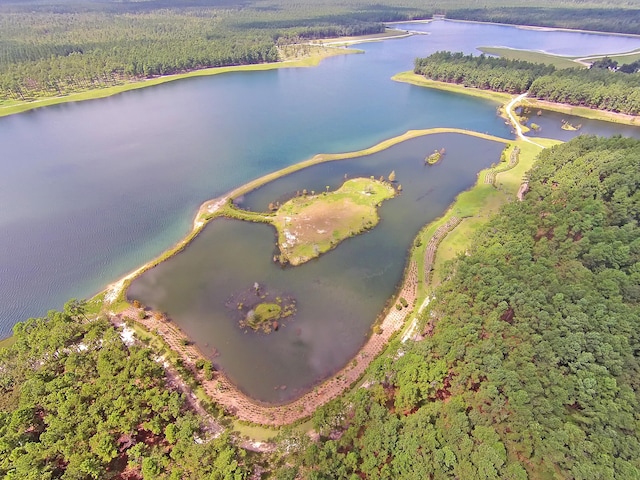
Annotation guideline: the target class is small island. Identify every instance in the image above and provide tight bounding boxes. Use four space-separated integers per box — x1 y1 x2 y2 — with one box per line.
226 283 297 334
273 177 396 265
425 148 446 165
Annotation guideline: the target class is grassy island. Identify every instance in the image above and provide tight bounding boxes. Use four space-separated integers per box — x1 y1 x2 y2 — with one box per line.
273 177 396 265
425 148 446 165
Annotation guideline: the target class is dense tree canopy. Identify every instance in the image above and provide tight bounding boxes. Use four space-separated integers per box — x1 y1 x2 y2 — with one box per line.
274 136 640 479
0 302 247 479
415 52 640 114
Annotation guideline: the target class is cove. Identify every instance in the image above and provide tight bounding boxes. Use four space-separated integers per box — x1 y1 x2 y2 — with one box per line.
128 132 505 403
2 19 640 339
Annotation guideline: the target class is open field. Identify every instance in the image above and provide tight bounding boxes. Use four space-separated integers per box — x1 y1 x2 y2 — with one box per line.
310 28 412 45
273 178 396 265
478 46 584 69
576 48 640 65
0 335 16 350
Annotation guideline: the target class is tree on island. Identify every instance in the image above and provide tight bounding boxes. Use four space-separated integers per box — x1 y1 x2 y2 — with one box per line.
388 170 396 182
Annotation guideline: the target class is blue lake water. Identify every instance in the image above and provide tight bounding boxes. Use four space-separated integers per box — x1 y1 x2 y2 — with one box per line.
2 20 640 378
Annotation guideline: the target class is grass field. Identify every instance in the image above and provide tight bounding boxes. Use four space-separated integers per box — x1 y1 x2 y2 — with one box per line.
577 48 640 65
478 46 584 69
430 137 560 285
273 177 396 265
392 71 513 103
0 335 16 350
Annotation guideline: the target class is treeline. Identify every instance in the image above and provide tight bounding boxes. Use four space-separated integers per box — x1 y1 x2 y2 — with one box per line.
2 0 640 101
0 11 279 100
415 51 640 114
0 301 248 479
414 51 555 93
273 135 640 479
448 7 640 36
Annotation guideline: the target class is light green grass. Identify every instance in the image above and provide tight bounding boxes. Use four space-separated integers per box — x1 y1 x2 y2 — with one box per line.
478 46 584 69
392 71 513 103
233 421 279 442
0 335 16 350
0 47 358 119
273 178 396 265
578 49 640 65
430 138 560 285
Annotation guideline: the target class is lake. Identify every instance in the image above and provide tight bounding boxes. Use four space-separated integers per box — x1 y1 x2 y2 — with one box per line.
2 19 640 397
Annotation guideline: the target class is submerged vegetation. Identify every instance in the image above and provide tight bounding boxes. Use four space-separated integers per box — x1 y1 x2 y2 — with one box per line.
227 284 297 334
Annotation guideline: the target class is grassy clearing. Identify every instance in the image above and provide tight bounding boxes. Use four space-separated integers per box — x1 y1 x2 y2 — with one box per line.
0 46 357 119
0 335 16 350
392 71 513 103
233 421 279 442
311 29 411 45
273 178 396 265
478 46 584 69
430 138 560 286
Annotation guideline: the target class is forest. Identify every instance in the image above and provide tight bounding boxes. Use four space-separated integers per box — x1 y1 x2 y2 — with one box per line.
1 0 640 100
2 136 638 478
271 135 640 479
414 52 640 115
0 302 248 479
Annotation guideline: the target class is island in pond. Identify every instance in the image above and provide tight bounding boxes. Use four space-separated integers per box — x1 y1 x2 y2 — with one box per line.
273 178 396 265
272 177 396 265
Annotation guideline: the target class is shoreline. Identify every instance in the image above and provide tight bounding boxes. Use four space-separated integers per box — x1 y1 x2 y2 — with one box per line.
387 17 640 40
105 126 510 305
100 128 510 424
0 46 359 119
393 71 640 127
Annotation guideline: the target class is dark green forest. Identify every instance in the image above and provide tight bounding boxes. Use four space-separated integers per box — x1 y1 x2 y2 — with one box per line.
1 0 640 100
0 303 248 479
415 52 640 114
272 136 640 479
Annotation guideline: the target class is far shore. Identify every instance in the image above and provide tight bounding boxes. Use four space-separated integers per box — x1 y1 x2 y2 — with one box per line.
0 46 359 119
393 71 640 127
387 17 640 39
